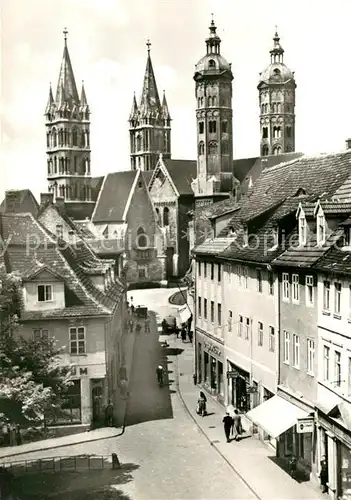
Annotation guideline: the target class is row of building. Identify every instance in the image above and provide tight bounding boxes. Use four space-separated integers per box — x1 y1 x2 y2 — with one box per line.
188 149 351 500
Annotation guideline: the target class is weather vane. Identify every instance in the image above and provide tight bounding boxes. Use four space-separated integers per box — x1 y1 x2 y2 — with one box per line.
63 27 68 43
146 39 151 53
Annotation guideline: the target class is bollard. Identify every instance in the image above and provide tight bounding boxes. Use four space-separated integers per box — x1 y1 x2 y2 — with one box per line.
112 453 121 470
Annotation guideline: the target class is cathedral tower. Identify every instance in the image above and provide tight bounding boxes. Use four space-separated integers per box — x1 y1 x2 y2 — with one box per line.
191 18 234 206
129 41 171 171
45 29 93 219
258 30 296 156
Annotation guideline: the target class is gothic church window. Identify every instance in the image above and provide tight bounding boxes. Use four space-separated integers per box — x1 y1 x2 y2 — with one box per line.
136 134 142 151
52 129 57 148
262 127 268 139
273 145 282 155
209 121 217 134
272 103 277 113
277 103 281 113
46 132 50 148
54 157 57 173
221 121 228 134
137 227 148 248
199 122 204 134
72 129 78 146
212 96 217 106
262 145 269 156
155 208 161 225
273 127 281 139
198 142 205 155
286 126 292 138
208 141 218 155
163 207 169 227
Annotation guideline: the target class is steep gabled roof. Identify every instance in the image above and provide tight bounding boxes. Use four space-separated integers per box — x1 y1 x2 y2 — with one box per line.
161 159 197 195
0 213 123 320
0 190 39 216
92 171 138 223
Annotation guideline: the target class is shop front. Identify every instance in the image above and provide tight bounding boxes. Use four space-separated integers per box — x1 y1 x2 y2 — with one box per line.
316 402 351 500
195 329 225 404
226 360 250 412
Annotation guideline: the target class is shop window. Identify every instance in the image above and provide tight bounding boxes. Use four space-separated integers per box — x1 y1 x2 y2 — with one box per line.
204 351 209 382
218 362 224 396
69 326 86 354
210 356 217 390
37 284 52 302
306 275 314 305
197 344 202 383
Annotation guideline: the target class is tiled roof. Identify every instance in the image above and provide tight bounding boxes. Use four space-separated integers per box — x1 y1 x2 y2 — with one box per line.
314 239 351 276
273 229 344 268
0 213 124 320
193 237 236 255
0 190 39 216
92 171 137 223
162 159 197 195
204 198 242 219
91 176 104 201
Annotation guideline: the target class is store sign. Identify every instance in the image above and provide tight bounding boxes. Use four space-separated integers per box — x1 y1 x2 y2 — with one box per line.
297 417 314 433
204 342 222 358
71 366 88 376
226 370 238 378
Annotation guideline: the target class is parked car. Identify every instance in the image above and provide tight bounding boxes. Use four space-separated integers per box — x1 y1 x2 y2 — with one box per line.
162 315 177 332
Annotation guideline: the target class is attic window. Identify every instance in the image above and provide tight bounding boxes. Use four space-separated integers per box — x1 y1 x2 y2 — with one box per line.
317 212 326 246
294 188 307 197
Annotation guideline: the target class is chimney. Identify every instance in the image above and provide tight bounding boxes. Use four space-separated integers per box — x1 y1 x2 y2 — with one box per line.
4 190 22 213
55 197 65 211
346 139 351 150
40 192 54 207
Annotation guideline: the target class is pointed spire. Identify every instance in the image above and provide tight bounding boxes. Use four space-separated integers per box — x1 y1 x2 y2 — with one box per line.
139 39 161 117
129 92 138 121
161 90 171 120
80 81 88 106
55 28 80 106
45 83 54 114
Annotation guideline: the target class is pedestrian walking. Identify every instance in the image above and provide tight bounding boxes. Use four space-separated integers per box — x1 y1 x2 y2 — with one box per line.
223 412 234 442
232 409 243 441
105 400 114 427
319 455 328 493
196 391 207 416
181 325 187 342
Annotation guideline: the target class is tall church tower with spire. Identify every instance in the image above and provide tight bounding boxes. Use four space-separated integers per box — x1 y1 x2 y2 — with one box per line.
129 41 171 171
45 29 93 219
191 19 235 208
258 30 296 156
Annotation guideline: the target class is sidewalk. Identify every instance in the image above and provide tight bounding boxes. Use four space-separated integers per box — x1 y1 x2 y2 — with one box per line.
172 337 324 500
0 426 120 461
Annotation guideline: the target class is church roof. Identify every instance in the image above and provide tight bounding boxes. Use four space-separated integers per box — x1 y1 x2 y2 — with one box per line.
92 171 138 223
0 190 39 216
162 159 197 195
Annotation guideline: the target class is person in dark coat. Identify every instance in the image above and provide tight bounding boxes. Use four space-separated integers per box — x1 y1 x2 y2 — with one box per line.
181 325 187 342
188 330 193 343
223 412 234 442
320 455 328 493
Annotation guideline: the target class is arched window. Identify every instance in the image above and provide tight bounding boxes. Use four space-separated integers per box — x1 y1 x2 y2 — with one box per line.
262 145 269 156
261 104 265 114
277 103 281 113
155 208 160 225
209 121 217 134
72 129 78 146
163 207 169 226
54 156 57 173
198 121 204 134
52 129 57 148
208 97 212 107
137 226 147 248
136 134 142 151
208 59 216 68
208 141 218 155
212 96 217 106
46 132 50 148
198 141 205 155
262 127 268 139
272 103 277 113
273 146 282 155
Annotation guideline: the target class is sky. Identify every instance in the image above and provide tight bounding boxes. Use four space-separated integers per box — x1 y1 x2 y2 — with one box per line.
2 0 351 202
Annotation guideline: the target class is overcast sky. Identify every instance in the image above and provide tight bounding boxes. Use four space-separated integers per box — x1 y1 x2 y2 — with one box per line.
2 0 351 202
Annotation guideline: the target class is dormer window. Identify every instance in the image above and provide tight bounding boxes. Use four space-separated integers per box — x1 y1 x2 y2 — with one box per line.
38 284 52 302
243 225 248 247
298 209 307 246
272 224 279 247
317 213 326 246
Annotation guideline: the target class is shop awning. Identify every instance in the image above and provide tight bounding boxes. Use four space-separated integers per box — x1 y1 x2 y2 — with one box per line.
317 387 342 415
246 395 309 438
